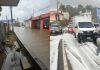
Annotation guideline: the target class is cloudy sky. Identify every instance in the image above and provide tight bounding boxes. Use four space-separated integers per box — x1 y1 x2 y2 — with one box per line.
1 0 100 21
51 0 100 9
0 0 50 20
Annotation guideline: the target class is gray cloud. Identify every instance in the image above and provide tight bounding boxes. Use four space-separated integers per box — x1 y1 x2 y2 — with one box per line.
0 0 50 20
51 0 100 9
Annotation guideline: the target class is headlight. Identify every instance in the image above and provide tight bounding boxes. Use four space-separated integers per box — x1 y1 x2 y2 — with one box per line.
93 29 100 33
93 29 97 33
79 30 83 33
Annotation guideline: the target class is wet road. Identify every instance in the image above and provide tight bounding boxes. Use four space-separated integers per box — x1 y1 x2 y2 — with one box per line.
63 33 100 70
14 27 50 70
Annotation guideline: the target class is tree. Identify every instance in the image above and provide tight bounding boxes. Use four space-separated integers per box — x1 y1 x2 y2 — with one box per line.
82 8 86 13
59 4 66 12
59 4 96 22
85 5 93 11
77 4 84 12
66 5 78 17
92 7 96 22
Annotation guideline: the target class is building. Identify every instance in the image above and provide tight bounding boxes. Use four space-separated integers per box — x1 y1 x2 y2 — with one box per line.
26 10 69 30
31 12 50 30
50 10 63 23
24 18 32 28
0 0 19 48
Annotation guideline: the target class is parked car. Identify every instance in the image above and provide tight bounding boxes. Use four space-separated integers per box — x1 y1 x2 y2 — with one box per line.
67 25 74 33
50 23 62 34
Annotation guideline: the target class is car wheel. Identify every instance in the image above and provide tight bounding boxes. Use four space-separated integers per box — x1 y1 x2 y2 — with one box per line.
60 31 62 34
77 34 82 43
74 33 76 38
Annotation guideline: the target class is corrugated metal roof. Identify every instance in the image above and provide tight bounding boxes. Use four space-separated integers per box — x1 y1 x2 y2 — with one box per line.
0 0 19 6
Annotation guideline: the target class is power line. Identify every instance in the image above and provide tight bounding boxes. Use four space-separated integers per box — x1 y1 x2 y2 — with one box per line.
34 5 50 14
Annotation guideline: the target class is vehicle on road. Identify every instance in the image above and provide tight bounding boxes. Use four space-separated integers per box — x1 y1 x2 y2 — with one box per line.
72 13 97 43
93 23 100 43
94 23 100 33
67 24 74 33
50 23 62 35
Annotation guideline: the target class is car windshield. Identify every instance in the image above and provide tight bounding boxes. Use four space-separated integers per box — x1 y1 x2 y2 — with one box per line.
79 22 94 28
51 24 60 27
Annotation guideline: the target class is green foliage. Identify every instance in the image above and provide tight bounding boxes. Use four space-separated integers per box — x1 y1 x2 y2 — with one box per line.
59 4 66 12
59 4 96 21
85 5 93 11
77 4 84 12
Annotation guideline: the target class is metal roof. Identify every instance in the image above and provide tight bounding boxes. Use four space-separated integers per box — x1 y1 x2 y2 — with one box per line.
0 0 19 6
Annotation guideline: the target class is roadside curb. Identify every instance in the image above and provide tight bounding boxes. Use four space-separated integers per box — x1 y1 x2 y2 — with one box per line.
62 39 69 70
58 39 69 70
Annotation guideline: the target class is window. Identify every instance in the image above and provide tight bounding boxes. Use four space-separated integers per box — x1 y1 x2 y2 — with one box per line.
79 22 94 28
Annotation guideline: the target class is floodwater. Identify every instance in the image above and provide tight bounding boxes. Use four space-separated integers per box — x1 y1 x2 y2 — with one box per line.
14 27 50 70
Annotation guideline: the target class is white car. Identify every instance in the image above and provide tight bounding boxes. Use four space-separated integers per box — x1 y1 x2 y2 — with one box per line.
74 22 96 43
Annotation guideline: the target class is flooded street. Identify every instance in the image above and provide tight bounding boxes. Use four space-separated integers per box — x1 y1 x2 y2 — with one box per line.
14 27 50 70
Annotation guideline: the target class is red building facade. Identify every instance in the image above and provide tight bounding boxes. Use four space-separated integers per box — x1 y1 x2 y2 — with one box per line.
31 12 50 30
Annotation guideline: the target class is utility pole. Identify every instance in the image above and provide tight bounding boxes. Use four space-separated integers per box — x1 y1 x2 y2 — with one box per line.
10 6 14 31
57 0 59 24
6 16 9 32
33 9 34 17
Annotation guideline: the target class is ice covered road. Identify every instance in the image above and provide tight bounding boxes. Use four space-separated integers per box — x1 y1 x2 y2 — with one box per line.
50 33 100 70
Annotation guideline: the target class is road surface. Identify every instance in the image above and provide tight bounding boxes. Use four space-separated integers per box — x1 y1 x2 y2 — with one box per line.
50 32 100 70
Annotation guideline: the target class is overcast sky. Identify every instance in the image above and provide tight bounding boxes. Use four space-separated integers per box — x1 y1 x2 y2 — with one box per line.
51 0 100 9
1 0 100 21
0 0 50 21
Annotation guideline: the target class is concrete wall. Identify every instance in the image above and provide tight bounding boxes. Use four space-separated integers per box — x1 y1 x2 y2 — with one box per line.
50 11 63 23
